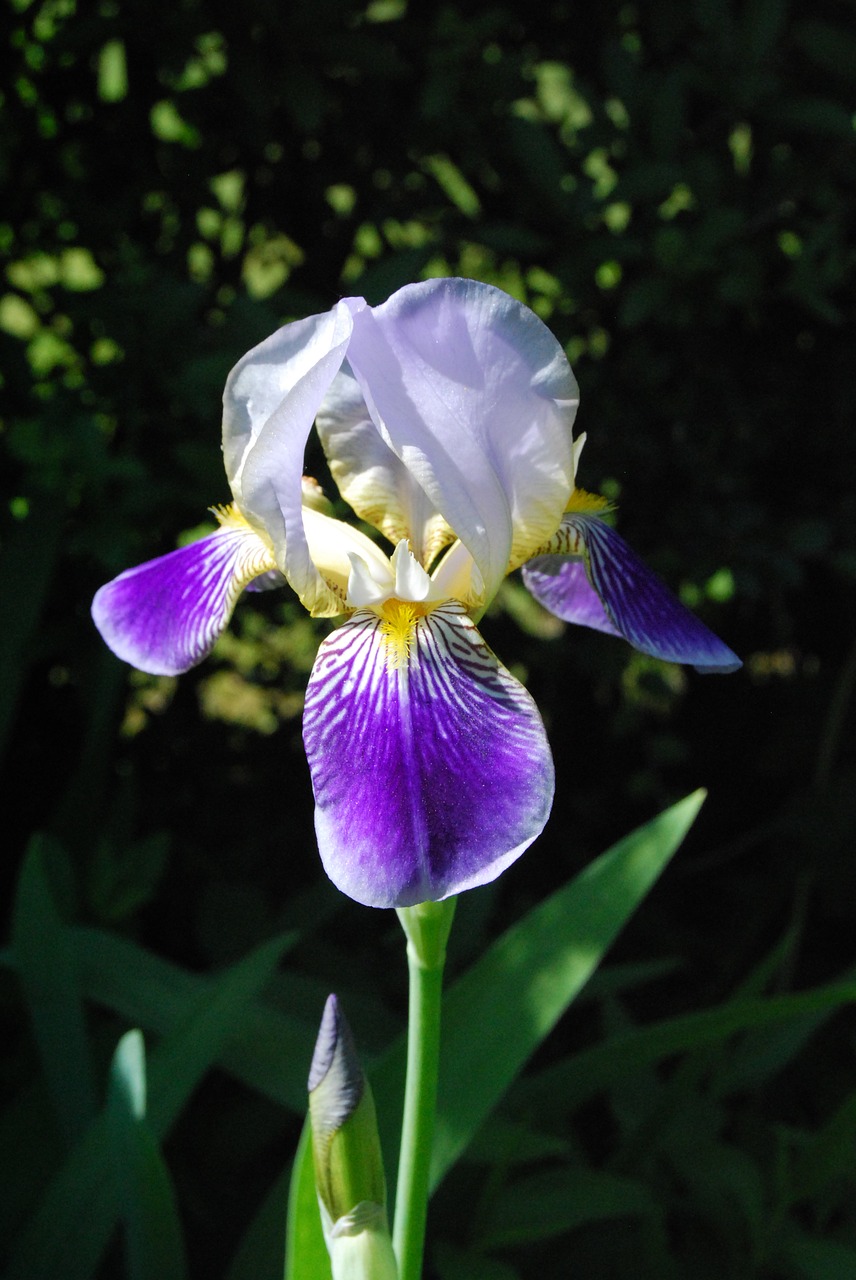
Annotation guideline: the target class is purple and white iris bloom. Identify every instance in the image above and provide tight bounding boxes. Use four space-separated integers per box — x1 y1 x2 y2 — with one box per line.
93 278 740 909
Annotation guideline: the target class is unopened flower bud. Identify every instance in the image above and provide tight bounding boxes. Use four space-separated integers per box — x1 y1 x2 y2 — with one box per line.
308 994 393 1279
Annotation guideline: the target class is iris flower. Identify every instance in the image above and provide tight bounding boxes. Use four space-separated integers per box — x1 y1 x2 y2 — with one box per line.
93 279 739 908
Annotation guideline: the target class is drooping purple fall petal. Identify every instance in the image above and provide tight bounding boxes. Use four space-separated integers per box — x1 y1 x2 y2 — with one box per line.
526 515 741 673
522 556 620 637
91 525 275 675
302 602 554 907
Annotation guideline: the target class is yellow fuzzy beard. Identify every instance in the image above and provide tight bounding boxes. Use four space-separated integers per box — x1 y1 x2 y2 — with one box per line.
210 502 252 531
565 487 612 514
378 599 430 671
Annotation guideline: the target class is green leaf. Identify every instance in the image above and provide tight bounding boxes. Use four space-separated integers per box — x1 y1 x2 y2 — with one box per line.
434 791 705 1184
284 1119 332 1280
511 978 856 1122
73 925 312 1114
434 1241 521 1280
778 1233 856 1279
108 1030 187 1280
225 1167 291 1280
10 835 96 1147
792 1088 856 1205
668 1140 765 1252
477 1167 656 1248
373 790 706 1188
6 932 292 1280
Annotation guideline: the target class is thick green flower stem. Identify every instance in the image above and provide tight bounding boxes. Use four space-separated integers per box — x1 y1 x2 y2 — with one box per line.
393 899 457 1280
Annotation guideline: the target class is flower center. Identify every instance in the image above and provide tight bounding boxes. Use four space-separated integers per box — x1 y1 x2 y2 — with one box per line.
378 598 431 671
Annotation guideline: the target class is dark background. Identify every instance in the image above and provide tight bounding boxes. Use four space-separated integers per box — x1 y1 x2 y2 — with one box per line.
2 0 855 1276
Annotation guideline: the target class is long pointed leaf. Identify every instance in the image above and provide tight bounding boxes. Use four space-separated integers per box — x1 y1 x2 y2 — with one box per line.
7 932 291 1280
284 1119 332 1280
372 790 706 1188
510 977 856 1121
10 835 96 1147
225 1166 291 1280
73 926 315 1113
108 1030 187 1280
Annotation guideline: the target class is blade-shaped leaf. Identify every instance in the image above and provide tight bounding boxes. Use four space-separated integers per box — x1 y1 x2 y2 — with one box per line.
7 933 291 1280
225 1166 291 1280
373 790 706 1188
284 1119 332 1280
74 925 312 1114
778 1233 856 1279
11 835 96 1147
477 1167 656 1249
510 977 856 1123
108 1030 187 1280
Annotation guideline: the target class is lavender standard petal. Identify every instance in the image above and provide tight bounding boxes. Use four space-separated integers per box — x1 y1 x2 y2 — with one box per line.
303 602 554 908
345 278 579 599
91 526 275 675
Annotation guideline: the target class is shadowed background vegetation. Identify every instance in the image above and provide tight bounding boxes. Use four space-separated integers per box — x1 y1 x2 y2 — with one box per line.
2 0 855 1276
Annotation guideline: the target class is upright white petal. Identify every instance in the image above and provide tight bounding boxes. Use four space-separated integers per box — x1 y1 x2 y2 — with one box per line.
222 299 360 616
343 279 579 604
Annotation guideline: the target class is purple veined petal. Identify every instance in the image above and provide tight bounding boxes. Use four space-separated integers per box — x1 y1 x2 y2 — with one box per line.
303 601 555 908
344 279 579 605
540 515 742 674
316 365 454 569
522 556 620 637
91 524 276 676
223 299 359 617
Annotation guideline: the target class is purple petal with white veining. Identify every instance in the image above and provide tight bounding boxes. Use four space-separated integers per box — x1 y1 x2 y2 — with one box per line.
91 526 275 675
522 556 620 637
549 515 742 673
303 602 554 907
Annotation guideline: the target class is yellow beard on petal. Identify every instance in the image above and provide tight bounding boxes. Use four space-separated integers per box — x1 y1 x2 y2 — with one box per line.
565 487 612 514
378 599 430 671
211 502 254 531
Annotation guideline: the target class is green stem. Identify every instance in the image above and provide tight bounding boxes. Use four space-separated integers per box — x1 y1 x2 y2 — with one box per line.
393 899 456 1280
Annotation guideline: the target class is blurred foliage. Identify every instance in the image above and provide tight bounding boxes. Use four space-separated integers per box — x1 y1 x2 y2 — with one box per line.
2 0 856 1275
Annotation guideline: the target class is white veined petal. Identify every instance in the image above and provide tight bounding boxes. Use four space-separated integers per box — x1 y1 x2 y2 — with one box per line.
429 539 485 613
346 551 395 608
390 539 443 602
